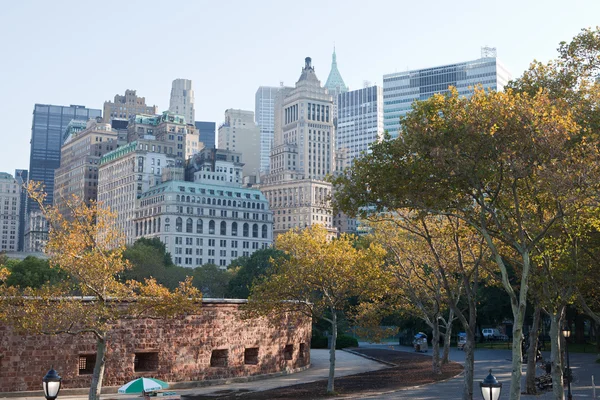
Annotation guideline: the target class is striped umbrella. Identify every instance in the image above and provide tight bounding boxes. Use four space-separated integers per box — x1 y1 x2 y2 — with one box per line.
118 378 169 394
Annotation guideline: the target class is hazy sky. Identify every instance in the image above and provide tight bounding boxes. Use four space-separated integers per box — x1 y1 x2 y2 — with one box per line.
1 0 599 175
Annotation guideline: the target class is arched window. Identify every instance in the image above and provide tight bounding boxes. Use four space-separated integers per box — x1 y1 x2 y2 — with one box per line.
197 219 203 234
232 222 238 236
186 218 193 233
243 201 247 208
135 222 139 237
261 204 265 210
153 218 156 233
212 198 216 205
228 200 231 206
220 221 227 235
243 223 249 237
157 217 161 232
176 195 180 202
262 224 267 239
252 223 258 238
176 217 182 232
252 203 255 209
218 199 221 205
186 195 190 202
209 220 215 235
202 197 206 204
143 220 147 235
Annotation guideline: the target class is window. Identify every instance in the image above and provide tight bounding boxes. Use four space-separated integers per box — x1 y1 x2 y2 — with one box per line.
210 349 228 367
186 218 193 233
220 221 227 235
176 217 182 232
262 224 268 239
243 223 249 237
197 219 203 234
244 348 259 365
299 343 306 359
134 352 159 372
252 224 258 238
284 345 293 360
209 220 215 234
78 354 96 375
232 222 238 236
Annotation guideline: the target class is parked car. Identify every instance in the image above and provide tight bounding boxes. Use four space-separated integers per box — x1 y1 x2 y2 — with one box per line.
482 328 501 340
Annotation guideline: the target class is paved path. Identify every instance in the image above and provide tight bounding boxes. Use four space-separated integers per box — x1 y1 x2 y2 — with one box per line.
356 344 600 399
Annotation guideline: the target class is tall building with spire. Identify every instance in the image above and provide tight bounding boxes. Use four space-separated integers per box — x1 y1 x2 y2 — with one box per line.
260 57 337 237
169 79 195 126
324 48 348 128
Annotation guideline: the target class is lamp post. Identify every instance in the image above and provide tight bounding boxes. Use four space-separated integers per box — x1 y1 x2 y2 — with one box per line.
562 326 573 400
480 369 502 400
42 367 62 400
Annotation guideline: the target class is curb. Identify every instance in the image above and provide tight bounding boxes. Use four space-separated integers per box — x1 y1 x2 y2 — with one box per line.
341 348 398 367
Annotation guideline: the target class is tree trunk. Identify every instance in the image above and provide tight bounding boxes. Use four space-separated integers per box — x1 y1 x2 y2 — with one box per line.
463 326 476 400
327 310 337 394
432 315 442 374
442 309 454 364
549 308 565 400
509 304 526 400
525 305 542 394
89 334 107 400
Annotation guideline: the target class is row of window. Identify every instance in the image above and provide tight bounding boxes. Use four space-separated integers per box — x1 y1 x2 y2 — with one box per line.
135 218 270 239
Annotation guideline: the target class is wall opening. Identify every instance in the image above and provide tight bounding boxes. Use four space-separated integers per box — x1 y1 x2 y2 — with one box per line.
78 354 96 375
284 344 294 360
244 347 259 365
134 352 159 372
210 349 228 367
299 343 306 359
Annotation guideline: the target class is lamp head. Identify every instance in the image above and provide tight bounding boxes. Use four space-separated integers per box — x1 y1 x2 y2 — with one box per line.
42 367 62 400
480 369 502 400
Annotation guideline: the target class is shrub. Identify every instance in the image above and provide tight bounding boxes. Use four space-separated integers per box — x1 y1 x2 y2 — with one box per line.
336 334 358 349
311 334 328 349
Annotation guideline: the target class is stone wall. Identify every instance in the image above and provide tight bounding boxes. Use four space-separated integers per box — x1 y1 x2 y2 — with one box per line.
0 300 311 392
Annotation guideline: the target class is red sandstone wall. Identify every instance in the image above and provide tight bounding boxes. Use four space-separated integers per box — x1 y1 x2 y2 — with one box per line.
0 301 311 392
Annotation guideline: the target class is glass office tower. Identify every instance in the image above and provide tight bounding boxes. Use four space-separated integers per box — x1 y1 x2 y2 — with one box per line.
28 104 101 210
194 121 216 150
383 55 511 137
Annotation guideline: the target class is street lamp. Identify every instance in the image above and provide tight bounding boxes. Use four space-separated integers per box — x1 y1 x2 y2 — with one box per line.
562 326 573 400
480 369 502 400
42 367 62 400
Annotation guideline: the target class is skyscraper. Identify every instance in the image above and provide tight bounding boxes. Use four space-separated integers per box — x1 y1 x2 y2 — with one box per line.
260 57 337 237
324 48 348 127
102 90 158 124
255 86 289 174
169 79 195 126
383 49 511 137
194 121 216 149
54 119 118 217
14 169 27 251
28 104 102 211
0 172 21 252
336 85 384 163
217 109 261 184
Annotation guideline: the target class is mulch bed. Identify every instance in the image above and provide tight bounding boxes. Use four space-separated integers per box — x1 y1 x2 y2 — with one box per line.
182 348 463 399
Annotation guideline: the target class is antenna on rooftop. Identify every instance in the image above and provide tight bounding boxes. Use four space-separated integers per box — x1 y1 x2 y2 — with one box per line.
481 46 497 58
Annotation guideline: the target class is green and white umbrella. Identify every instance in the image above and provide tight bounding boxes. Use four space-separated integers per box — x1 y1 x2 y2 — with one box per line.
118 377 169 394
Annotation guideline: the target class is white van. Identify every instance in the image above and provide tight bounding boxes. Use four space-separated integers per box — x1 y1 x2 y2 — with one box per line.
482 328 501 340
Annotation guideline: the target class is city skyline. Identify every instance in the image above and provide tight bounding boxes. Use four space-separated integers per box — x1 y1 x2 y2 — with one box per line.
2 0 599 174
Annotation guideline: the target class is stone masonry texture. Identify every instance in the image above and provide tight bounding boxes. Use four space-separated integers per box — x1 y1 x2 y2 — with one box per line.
0 301 311 392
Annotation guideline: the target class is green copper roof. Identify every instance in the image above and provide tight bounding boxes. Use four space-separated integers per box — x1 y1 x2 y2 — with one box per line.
324 48 348 94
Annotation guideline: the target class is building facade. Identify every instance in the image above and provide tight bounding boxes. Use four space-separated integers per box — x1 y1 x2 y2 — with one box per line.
0 173 20 252
383 51 512 137
98 140 177 244
218 109 261 184
102 90 158 124
134 179 272 268
336 85 384 163
14 169 27 251
169 79 195 127
260 57 337 237
54 119 118 216
195 121 216 149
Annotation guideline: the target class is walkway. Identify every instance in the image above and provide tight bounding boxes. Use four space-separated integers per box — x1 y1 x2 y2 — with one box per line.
357 344 600 399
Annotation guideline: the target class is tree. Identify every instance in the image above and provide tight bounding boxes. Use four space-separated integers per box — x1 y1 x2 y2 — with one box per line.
369 215 487 399
193 264 234 298
332 85 599 399
245 225 386 394
0 184 201 400
227 248 286 298
3 256 67 288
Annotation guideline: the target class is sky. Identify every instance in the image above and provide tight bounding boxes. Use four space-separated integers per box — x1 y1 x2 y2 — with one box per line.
0 0 599 175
